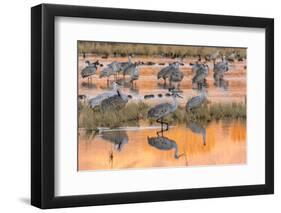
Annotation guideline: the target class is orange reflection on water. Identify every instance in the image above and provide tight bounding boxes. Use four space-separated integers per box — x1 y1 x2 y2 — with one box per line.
78 120 246 171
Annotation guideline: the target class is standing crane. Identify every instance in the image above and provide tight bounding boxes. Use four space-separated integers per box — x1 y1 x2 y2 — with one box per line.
157 62 180 86
100 62 121 85
169 68 184 89
147 90 182 132
120 55 132 78
100 56 132 84
186 89 207 111
81 60 100 83
192 63 209 89
213 56 229 82
129 64 139 88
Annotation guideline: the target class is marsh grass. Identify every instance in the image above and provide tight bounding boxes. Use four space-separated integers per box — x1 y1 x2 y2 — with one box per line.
187 102 246 122
79 101 246 131
79 102 150 130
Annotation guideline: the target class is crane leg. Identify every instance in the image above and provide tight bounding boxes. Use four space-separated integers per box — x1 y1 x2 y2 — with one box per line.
157 130 164 137
162 120 169 131
156 118 163 131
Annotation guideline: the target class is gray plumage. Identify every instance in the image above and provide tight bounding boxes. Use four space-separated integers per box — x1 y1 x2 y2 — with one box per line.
81 61 98 78
213 58 229 81
120 56 132 72
128 64 139 84
100 56 132 80
169 69 184 83
192 64 209 87
99 67 117 79
88 82 119 108
186 90 207 111
157 63 180 83
107 61 122 72
100 90 128 112
147 93 180 120
147 136 181 159
190 63 201 74
123 62 136 76
120 62 139 82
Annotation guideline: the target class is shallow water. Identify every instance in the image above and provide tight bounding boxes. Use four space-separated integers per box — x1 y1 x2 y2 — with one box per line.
78 56 247 104
78 120 246 171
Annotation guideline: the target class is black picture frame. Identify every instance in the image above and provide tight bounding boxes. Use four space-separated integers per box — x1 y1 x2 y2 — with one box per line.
31 3 274 209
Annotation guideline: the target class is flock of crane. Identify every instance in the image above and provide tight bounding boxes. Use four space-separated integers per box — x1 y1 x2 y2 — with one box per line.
81 50 238 90
80 51 243 132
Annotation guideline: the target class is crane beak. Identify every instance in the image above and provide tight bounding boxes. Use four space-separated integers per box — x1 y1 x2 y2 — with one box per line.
177 94 183 98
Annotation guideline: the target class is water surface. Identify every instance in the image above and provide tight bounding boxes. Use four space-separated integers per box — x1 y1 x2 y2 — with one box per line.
78 120 246 171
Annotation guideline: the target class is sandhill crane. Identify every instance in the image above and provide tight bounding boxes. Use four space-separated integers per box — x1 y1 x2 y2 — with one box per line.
123 62 139 87
186 89 207 111
99 67 116 84
100 61 122 84
120 56 132 77
102 56 132 80
187 122 206 146
88 82 120 109
169 69 184 88
213 57 229 81
101 131 128 151
81 60 99 83
192 63 209 89
147 135 183 159
190 62 202 75
100 88 129 112
157 62 180 85
148 90 182 131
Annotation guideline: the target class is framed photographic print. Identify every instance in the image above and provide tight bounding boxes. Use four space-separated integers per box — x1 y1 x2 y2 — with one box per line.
31 3 274 209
